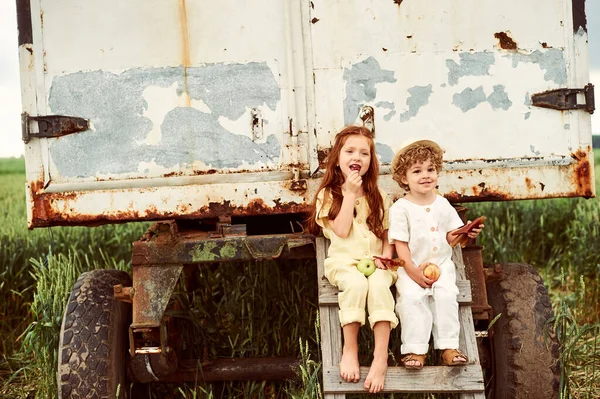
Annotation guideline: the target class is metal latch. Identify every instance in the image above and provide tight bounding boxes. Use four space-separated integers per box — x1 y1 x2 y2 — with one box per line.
531 83 595 114
22 112 89 143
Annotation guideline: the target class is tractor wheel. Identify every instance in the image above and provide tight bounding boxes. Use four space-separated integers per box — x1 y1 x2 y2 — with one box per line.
485 263 560 399
57 270 131 399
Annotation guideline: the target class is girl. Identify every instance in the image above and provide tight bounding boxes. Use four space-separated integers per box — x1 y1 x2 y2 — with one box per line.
388 140 483 370
307 126 398 393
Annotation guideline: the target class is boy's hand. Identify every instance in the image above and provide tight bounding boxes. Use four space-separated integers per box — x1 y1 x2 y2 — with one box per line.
405 262 435 288
449 216 486 247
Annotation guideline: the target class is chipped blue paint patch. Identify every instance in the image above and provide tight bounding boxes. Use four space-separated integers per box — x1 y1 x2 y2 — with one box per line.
375 143 394 164
564 124 570 130
48 63 281 177
375 101 397 121
487 85 512 110
530 145 541 156
505 49 566 85
343 57 397 125
524 93 532 107
446 52 495 86
159 108 280 169
400 85 433 122
524 112 531 120
453 87 487 112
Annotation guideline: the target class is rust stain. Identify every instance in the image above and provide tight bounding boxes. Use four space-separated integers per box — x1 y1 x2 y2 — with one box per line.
29 183 312 228
393 0 403 5
494 32 517 50
179 0 192 107
445 189 513 203
524 177 534 191
541 42 552 48
311 17 319 24
162 169 219 178
571 148 594 198
317 148 330 169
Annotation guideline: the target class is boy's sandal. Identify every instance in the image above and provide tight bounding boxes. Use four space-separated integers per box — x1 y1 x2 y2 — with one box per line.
401 353 426 370
441 349 468 366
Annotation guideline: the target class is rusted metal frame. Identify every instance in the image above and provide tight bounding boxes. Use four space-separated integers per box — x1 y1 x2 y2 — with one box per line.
131 264 183 330
455 207 492 321
156 357 300 383
462 245 491 320
132 231 316 266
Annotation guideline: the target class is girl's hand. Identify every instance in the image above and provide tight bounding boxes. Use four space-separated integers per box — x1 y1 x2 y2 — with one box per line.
342 171 362 197
405 262 435 288
374 258 388 270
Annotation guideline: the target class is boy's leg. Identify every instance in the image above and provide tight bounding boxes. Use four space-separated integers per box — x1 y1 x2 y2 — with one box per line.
396 270 432 359
364 320 390 393
431 283 462 363
340 322 361 382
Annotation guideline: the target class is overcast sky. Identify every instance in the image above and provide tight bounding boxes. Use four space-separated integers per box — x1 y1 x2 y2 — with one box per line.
0 2 598 158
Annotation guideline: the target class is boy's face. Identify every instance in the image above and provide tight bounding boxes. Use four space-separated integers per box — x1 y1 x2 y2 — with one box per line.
402 158 439 195
338 135 371 178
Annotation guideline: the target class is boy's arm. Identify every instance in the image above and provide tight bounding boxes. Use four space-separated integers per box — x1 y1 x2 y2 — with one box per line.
393 240 434 288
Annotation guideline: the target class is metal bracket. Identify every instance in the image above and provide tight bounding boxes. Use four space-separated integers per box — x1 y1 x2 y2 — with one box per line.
21 112 89 143
531 83 595 114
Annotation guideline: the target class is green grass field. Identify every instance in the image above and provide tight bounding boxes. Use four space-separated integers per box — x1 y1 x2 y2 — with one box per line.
0 156 598 398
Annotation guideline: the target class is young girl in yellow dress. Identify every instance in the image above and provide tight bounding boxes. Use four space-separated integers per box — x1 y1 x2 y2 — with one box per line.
307 125 397 393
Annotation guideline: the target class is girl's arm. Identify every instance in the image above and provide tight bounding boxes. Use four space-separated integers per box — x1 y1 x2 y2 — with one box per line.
328 171 362 238
375 230 394 270
328 192 357 238
394 240 434 288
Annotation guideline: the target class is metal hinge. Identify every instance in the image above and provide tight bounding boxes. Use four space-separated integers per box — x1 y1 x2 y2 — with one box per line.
22 112 89 143
531 83 595 114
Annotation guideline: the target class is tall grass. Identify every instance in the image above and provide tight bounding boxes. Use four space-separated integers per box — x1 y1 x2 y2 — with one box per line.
0 158 149 398
1 154 599 398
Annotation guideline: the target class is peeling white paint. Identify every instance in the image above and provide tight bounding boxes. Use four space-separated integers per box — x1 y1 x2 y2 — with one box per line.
19 0 595 227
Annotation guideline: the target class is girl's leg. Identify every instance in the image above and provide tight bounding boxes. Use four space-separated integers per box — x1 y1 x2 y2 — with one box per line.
332 265 369 382
366 269 398 329
364 321 390 393
340 322 361 382
364 269 396 392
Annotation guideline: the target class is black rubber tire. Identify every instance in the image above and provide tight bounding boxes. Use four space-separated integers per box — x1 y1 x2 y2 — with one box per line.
485 263 560 399
57 270 131 399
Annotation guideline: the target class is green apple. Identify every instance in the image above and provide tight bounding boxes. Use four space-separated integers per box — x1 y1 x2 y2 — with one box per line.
357 258 376 277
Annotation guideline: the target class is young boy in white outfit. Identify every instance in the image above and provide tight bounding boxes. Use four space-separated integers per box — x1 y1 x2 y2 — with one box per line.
387 140 483 369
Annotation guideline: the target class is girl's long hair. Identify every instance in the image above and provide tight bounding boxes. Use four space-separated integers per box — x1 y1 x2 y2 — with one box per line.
306 126 385 239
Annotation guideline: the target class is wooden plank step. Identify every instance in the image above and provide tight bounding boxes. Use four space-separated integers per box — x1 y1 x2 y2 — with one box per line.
319 279 472 306
323 365 484 394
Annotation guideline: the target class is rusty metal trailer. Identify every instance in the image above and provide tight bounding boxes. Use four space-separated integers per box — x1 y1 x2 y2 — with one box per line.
15 0 594 398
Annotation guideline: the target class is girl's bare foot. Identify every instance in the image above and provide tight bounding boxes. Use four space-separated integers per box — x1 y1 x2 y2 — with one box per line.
340 349 360 382
364 355 387 393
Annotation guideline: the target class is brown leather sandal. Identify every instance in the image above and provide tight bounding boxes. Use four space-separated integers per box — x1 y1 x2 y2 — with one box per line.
401 353 426 370
441 349 468 366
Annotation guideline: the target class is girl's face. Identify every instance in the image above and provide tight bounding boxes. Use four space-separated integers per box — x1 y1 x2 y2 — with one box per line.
338 135 371 178
401 158 439 196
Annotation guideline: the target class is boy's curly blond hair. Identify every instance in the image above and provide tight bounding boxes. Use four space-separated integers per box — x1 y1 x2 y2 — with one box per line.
391 140 444 191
